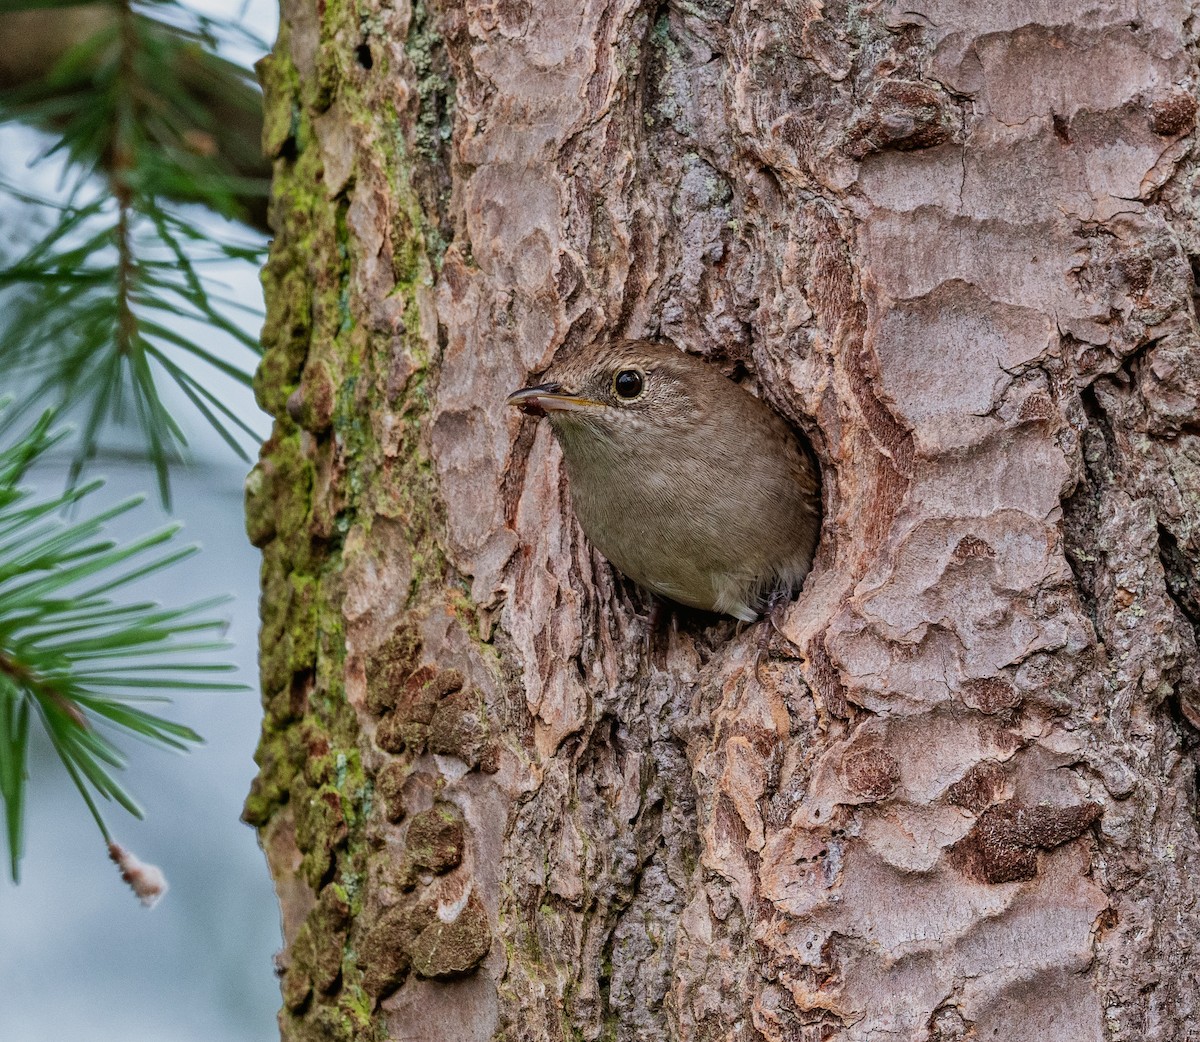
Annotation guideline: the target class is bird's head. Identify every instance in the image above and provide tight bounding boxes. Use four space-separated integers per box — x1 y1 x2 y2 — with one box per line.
506 341 706 445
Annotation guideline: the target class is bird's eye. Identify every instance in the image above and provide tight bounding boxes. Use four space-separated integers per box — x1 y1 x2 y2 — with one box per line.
613 369 644 399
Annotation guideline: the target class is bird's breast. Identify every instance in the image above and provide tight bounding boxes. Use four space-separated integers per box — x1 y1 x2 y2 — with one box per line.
555 421 819 617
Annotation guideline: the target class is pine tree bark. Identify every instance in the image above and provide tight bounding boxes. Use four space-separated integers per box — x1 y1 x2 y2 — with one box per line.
245 1 1200 1040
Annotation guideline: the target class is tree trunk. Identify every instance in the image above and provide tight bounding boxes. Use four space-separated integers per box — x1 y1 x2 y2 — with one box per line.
245 1 1200 1039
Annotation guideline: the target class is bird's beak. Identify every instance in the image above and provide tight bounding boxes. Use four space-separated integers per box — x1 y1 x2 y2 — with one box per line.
506 383 600 416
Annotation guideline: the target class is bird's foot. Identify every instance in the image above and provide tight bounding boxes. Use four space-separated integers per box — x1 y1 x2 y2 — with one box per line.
644 597 674 667
754 588 794 682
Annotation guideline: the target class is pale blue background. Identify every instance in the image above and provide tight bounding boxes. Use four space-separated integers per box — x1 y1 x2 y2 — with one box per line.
0 2 285 1039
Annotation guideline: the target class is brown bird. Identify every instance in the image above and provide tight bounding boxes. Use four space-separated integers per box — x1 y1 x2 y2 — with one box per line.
507 340 821 622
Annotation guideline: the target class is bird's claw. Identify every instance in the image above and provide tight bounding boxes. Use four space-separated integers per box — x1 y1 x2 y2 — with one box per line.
754 588 793 682
644 597 673 668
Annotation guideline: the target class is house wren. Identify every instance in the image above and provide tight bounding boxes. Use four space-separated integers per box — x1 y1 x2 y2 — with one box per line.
507 340 821 621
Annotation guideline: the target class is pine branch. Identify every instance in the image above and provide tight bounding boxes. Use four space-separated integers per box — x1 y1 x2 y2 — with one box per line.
0 0 268 504
0 411 244 882
0 2 270 229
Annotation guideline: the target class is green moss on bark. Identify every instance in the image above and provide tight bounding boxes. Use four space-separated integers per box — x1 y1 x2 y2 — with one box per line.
247 1 466 1037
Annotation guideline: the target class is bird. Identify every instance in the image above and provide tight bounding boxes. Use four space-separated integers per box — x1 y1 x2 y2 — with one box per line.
506 340 821 623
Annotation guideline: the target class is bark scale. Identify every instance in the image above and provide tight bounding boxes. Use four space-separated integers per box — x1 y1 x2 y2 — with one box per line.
246 1 1200 1040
